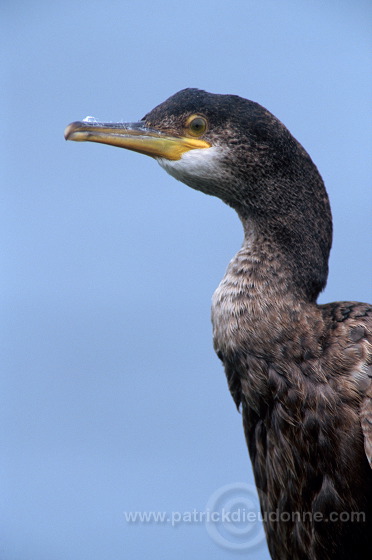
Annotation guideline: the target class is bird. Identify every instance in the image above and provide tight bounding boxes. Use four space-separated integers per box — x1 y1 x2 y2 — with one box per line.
65 88 371 560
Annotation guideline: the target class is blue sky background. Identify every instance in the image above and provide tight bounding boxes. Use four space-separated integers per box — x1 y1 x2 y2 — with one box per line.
1 1 371 559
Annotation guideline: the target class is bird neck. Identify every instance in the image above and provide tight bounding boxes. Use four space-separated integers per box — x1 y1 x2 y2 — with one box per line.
212 224 326 364
237 191 331 304
229 218 319 308
218 133 333 303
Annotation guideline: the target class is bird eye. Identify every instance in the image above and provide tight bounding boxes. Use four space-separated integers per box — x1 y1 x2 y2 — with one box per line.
186 115 207 137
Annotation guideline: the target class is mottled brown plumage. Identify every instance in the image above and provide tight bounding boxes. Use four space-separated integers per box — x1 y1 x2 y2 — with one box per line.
65 89 372 559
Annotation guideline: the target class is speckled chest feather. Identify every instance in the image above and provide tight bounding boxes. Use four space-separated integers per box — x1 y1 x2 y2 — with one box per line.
212 245 372 560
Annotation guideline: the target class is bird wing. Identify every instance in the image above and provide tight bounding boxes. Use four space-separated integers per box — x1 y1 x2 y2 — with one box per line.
360 377 372 467
359 335 372 467
320 301 372 469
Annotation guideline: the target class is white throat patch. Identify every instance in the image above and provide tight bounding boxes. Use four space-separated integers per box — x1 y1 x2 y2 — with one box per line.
156 146 224 191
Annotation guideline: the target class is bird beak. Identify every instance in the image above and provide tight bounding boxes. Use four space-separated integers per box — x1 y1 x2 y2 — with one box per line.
64 120 211 161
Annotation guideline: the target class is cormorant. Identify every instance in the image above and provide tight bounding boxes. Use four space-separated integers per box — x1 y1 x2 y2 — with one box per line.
65 89 371 560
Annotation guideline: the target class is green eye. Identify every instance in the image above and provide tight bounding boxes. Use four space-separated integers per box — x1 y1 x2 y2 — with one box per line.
186 115 207 136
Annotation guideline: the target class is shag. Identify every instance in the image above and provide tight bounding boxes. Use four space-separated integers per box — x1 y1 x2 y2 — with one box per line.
65 89 371 560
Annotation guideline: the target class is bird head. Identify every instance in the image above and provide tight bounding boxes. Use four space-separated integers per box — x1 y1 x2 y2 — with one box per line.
65 89 302 213
65 88 332 300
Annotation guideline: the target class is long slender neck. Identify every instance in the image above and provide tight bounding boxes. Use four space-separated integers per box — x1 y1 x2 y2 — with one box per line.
222 133 333 303
236 180 332 304
239 217 306 302
212 218 327 363
237 217 315 305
